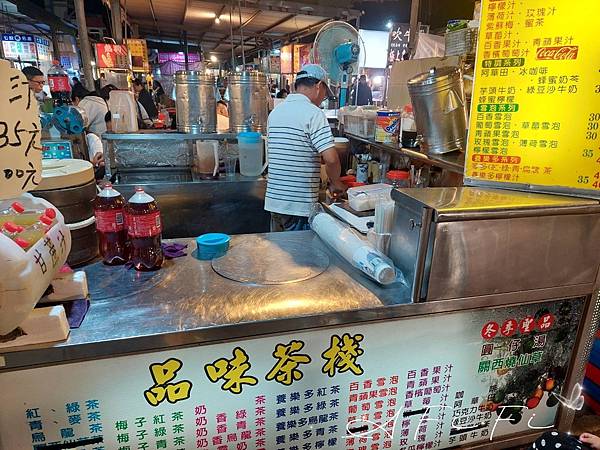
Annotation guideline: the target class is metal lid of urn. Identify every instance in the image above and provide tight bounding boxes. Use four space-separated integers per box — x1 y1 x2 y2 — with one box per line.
175 71 217 133
228 71 269 133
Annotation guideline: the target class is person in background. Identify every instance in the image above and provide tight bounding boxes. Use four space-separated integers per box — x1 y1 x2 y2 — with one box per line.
132 78 158 119
527 430 600 449
351 74 373 106
217 100 230 132
265 64 346 232
72 85 110 136
276 89 288 99
71 85 108 173
152 79 165 104
72 77 82 89
22 66 46 108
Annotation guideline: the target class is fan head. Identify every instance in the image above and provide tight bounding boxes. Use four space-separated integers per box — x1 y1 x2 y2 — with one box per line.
311 21 364 85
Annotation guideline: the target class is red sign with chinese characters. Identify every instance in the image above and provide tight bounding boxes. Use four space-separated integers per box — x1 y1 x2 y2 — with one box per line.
95 43 130 69
536 46 579 60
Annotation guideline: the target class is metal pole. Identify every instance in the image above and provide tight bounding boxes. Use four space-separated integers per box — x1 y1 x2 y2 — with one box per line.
408 0 420 58
74 0 95 91
183 31 189 70
237 0 245 67
110 0 123 44
229 2 235 69
51 28 61 60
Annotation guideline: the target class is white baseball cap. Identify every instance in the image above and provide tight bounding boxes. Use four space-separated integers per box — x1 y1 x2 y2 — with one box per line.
297 64 334 98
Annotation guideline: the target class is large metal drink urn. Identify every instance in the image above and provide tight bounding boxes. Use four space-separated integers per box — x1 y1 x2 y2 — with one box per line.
228 71 269 133
407 66 467 154
174 71 217 133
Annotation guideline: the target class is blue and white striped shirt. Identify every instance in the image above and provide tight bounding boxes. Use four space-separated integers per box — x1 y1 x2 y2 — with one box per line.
265 94 334 217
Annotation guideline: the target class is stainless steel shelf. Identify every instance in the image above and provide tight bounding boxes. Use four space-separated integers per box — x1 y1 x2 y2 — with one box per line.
102 131 240 141
344 133 465 174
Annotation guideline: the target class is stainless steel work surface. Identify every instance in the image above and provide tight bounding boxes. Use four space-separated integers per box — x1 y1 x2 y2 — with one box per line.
212 234 330 284
0 232 410 367
393 187 598 217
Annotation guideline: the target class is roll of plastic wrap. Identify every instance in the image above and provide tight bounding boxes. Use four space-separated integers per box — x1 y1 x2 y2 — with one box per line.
312 212 396 285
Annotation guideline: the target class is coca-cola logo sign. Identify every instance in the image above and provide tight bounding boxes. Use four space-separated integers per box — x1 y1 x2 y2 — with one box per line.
536 46 579 60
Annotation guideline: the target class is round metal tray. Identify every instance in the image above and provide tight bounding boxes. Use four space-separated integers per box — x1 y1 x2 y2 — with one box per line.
212 234 330 285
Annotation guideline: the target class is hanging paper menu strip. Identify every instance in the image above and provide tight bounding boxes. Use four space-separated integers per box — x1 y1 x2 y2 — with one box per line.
0 59 42 200
464 0 600 198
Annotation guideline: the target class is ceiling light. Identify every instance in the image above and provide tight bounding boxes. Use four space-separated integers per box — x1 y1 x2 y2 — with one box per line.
386 21 393 30
191 10 217 19
215 17 221 24
210 55 218 63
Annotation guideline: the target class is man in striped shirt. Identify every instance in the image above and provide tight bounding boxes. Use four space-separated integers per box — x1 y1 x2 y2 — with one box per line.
265 64 347 232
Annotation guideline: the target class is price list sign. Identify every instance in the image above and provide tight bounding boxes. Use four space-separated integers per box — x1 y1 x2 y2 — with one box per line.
465 0 600 198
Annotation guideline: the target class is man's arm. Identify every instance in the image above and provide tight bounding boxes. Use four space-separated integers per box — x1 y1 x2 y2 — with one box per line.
321 147 346 193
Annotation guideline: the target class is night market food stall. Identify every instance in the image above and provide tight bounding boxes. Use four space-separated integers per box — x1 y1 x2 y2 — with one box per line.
2 1 600 450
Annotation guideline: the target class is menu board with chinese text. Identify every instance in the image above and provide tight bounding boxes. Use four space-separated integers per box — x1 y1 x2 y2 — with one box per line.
126 39 149 72
1 34 37 62
95 44 130 69
465 0 600 198
0 298 584 449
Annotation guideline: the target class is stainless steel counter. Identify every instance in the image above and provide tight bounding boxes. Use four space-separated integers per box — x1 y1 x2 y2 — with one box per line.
112 176 270 238
1 231 411 370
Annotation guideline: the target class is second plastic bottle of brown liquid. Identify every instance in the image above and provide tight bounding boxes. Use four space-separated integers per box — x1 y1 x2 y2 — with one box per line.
93 183 128 265
125 188 164 271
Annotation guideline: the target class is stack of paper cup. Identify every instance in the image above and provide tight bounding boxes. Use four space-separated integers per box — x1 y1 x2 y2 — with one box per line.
312 213 396 285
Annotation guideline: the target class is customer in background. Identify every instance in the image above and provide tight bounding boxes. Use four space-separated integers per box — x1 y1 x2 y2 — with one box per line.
132 78 158 119
351 74 373 106
22 66 47 108
72 77 83 90
217 100 230 132
71 85 109 172
152 79 166 104
265 64 346 232
276 89 288 99
72 85 110 136
527 430 600 449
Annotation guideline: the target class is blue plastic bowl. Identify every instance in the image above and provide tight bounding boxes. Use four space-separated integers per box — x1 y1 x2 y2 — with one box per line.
195 233 231 260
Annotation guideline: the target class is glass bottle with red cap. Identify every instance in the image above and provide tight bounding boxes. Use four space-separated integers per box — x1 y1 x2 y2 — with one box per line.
386 170 411 188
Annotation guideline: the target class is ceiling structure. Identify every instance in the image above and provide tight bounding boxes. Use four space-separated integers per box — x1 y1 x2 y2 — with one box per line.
123 0 362 58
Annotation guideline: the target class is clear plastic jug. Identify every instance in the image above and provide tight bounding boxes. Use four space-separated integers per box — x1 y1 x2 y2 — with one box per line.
108 90 139 133
237 132 267 177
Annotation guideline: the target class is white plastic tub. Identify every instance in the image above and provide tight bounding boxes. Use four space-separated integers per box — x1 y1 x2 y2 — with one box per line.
0 194 71 334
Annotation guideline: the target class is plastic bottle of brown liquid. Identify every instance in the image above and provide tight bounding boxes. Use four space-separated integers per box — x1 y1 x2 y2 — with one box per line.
94 183 128 265
125 188 164 271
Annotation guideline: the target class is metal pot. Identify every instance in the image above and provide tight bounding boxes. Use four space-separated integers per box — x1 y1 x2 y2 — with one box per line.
228 71 269 133
174 71 217 133
407 66 467 154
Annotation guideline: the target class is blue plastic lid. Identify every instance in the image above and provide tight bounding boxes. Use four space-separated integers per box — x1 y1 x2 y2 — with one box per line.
196 233 231 247
237 132 262 143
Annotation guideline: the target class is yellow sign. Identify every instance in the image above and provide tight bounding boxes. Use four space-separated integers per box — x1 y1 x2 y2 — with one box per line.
465 0 600 197
126 38 149 72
